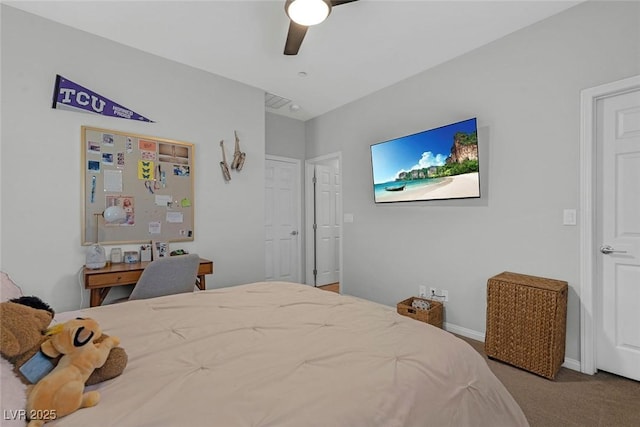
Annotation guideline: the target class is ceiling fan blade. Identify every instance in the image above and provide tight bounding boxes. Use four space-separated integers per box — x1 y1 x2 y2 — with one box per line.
331 0 358 6
284 21 309 55
283 0 357 55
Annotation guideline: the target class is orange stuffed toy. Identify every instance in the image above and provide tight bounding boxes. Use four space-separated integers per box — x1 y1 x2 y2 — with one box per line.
25 318 120 427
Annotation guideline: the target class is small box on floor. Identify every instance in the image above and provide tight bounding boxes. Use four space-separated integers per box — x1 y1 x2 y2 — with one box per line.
397 297 443 329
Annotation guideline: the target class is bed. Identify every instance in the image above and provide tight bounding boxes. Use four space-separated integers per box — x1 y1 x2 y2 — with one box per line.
4 281 528 426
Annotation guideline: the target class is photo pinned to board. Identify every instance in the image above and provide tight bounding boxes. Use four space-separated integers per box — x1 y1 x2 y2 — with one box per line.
159 142 189 164
87 141 101 154
102 153 114 165
116 152 125 168
173 165 190 177
102 133 114 146
88 160 100 172
105 195 135 226
152 240 169 259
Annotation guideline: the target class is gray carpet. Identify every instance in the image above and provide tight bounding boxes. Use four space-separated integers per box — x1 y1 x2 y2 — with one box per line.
460 336 640 427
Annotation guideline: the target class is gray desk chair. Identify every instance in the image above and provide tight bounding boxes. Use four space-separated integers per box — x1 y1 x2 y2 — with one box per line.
129 253 200 301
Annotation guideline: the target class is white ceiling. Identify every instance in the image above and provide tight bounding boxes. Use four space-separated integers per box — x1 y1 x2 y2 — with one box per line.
6 0 582 121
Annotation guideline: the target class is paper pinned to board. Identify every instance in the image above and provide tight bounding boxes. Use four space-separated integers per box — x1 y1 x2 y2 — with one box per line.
103 169 123 192
166 211 183 223
138 160 154 180
148 221 161 234
155 195 172 207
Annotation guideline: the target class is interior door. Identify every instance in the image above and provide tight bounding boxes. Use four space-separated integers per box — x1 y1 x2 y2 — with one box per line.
314 162 341 286
265 157 301 283
596 88 640 381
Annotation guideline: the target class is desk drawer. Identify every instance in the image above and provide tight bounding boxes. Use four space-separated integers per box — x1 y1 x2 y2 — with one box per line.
86 271 141 288
198 261 213 275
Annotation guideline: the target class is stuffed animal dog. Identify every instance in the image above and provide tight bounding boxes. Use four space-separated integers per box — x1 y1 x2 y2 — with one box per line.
0 296 127 387
26 318 120 427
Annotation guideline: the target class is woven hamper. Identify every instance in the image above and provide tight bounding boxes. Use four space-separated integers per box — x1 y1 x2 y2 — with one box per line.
485 272 568 379
397 297 443 329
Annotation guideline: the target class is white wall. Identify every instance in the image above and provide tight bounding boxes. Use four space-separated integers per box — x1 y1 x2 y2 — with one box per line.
305 1 640 362
1 6 266 311
266 112 305 160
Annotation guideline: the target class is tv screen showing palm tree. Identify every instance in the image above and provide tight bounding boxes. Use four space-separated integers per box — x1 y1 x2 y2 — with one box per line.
370 118 480 203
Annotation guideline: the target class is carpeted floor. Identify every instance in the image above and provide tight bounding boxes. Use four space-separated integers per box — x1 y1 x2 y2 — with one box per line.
460 336 640 427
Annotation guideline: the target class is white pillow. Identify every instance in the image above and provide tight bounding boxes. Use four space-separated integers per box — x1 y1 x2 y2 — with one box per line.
1 357 28 426
1 272 23 302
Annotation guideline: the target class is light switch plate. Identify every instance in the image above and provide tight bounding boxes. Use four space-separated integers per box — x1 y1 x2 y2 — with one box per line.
563 209 577 226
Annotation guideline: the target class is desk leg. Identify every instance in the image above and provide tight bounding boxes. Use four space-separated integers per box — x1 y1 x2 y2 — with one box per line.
90 288 111 307
196 275 206 290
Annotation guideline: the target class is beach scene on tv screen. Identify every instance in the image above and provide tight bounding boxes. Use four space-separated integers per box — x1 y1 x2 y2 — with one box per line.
371 118 479 203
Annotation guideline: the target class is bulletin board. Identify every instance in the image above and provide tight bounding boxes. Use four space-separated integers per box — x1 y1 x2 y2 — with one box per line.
81 126 195 245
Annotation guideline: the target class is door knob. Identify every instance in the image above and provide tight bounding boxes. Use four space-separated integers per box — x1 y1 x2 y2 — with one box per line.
290 230 298 236
600 245 627 255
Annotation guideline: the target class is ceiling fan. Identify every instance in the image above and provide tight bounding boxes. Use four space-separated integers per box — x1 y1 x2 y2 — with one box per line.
284 0 359 55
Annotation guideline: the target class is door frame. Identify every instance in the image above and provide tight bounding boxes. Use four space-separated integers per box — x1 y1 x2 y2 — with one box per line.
579 74 640 375
305 152 343 287
265 154 303 283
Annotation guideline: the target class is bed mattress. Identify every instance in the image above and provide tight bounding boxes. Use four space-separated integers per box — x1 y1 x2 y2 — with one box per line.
42 281 528 426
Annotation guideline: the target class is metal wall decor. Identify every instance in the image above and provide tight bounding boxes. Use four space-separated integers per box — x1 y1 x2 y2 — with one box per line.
218 131 247 182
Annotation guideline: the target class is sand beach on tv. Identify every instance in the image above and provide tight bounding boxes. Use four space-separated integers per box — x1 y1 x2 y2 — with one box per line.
376 172 479 203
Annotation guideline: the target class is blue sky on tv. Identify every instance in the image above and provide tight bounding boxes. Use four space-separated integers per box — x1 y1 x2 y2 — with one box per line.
371 118 477 184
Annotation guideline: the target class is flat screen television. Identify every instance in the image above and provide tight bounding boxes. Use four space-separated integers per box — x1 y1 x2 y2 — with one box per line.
370 118 480 203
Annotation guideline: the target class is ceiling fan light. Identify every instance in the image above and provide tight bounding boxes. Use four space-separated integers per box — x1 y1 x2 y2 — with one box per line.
286 0 331 26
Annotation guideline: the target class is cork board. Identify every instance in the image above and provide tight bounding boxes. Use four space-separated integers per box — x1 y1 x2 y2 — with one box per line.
81 126 195 245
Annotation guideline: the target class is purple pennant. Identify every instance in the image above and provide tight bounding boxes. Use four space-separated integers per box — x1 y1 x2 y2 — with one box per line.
52 75 154 122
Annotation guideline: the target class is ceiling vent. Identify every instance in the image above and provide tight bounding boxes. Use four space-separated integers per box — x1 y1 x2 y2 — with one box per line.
265 92 292 109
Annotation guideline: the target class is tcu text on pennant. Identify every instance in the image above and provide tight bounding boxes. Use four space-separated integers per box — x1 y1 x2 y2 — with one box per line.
52 75 154 123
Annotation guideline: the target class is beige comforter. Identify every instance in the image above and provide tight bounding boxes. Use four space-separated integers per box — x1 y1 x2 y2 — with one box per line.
49 282 528 426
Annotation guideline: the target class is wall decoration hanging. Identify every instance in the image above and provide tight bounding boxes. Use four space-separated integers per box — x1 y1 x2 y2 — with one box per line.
219 140 231 181
231 130 246 171
82 126 194 245
53 75 154 122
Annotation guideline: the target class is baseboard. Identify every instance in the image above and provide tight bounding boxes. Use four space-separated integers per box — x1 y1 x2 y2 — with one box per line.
444 322 581 373
444 322 486 342
561 357 581 372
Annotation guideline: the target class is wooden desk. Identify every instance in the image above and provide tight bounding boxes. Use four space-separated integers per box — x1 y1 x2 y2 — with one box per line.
83 258 213 307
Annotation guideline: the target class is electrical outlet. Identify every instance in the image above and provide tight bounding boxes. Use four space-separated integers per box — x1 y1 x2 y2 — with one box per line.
418 286 427 298
429 287 437 298
441 289 449 302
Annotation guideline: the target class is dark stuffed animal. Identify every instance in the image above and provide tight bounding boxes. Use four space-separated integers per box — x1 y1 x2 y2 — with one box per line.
0 296 127 386
10 296 55 315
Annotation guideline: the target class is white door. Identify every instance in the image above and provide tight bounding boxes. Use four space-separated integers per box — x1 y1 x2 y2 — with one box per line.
596 88 640 380
314 162 341 286
265 156 301 283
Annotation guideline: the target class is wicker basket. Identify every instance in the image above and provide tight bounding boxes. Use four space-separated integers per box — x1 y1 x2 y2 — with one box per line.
397 297 443 329
485 271 568 380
